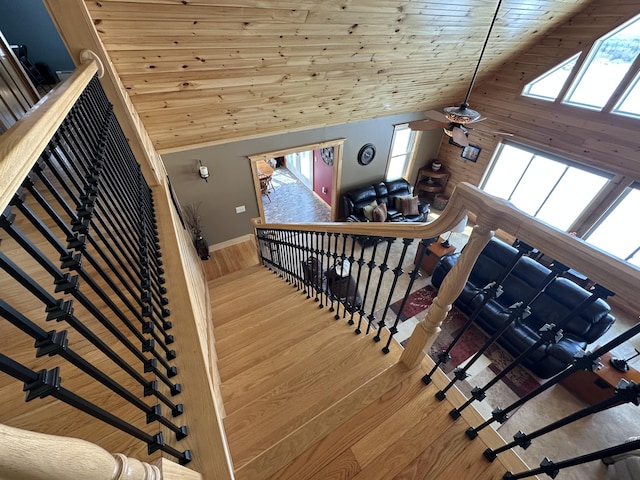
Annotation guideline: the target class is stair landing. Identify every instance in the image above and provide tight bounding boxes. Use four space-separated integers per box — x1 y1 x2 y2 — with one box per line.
212 265 529 480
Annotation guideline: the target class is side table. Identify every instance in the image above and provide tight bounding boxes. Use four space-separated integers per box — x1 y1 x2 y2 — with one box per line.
414 237 456 276
560 351 640 404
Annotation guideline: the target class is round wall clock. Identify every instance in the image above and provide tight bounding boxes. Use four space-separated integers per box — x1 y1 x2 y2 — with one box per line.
321 147 334 166
357 143 376 165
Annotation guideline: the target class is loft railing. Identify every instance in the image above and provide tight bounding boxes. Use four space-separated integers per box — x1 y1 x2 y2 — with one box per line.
254 182 640 479
0 56 195 469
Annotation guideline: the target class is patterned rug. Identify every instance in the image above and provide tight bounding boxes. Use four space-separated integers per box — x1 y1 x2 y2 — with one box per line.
390 284 540 398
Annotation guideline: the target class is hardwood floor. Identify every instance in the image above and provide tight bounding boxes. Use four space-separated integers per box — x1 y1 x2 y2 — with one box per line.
211 263 529 480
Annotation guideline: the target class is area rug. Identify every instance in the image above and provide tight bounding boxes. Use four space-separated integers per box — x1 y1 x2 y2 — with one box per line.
390 284 540 398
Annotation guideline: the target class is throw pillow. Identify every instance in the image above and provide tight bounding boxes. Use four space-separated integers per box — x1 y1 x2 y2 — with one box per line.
372 202 387 222
401 196 420 216
363 200 378 221
395 194 414 211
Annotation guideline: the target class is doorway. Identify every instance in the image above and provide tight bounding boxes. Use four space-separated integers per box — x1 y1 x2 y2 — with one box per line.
249 139 345 223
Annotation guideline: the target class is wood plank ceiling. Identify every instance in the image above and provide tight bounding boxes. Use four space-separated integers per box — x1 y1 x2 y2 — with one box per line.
85 0 593 153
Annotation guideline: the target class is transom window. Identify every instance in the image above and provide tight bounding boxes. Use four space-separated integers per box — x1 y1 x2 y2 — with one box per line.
523 14 640 118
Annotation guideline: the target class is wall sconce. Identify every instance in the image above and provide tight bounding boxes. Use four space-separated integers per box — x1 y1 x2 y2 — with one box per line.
198 160 209 182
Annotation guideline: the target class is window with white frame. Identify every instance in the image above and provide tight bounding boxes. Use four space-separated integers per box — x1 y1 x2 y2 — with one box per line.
386 124 418 181
522 14 640 118
480 142 611 231
584 183 640 266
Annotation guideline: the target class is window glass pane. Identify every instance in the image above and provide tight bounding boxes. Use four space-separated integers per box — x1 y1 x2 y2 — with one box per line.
482 142 612 232
391 128 412 156
387 154 408 180
586 187 640 261
385 125 415 181
523 54 579 101
482 145 533 199
536 168 609 230
565 17 640 109
508 157 566 216
614 71 640 117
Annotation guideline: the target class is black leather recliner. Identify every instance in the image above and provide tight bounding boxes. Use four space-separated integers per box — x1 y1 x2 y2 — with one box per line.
342 178 429 223
431 237 616 379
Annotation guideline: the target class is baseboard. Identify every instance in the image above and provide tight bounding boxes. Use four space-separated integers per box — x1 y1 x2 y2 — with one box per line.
209 234 255 252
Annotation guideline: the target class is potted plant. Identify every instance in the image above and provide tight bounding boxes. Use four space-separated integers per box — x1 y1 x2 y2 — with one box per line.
183 202 210 260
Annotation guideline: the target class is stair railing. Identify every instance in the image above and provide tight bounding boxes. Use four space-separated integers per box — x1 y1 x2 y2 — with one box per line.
253 182 640 479
0 54 196 471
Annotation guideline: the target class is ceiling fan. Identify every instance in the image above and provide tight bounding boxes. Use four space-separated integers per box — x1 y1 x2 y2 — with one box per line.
409 0 508 147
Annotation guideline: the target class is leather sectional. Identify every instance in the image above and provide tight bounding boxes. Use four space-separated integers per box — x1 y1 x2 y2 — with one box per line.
431 237 616 379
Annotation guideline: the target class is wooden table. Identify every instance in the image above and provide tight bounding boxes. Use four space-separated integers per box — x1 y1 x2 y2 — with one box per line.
414 237 456 275
560 351 640 404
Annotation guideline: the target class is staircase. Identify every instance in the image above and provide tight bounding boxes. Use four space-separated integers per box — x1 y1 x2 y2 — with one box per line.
211 265 519 480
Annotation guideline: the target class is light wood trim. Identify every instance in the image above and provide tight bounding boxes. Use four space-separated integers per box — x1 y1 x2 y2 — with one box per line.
43 0 164 186
209 234 255 252
153 181 234 479
400 224 494 368
0 422 160 480
0 59 98 214
248 138 346 223
151 458 203 480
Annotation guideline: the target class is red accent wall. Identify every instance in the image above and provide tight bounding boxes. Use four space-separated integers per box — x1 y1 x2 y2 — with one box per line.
313 148 333 206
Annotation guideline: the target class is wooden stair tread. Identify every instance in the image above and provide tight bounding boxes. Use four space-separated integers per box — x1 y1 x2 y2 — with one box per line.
221 317 366 414
223 330 401 468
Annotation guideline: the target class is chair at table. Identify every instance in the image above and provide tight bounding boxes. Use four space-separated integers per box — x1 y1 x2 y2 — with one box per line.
259 174 271 202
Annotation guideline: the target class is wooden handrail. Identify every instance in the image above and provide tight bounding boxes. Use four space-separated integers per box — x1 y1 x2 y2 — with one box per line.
254 182 640 369
253 182 639 302
0 422 161 480
0 58 98 214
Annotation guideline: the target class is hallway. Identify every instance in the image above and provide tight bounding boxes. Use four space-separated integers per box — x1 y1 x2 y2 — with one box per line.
262 167 331 223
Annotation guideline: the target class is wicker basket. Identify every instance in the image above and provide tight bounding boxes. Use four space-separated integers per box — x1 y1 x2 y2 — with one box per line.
432 194 449 210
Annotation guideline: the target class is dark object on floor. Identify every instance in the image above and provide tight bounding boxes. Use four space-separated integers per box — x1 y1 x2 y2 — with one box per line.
431 237 615 379
302 257 362 312
195 235 210 260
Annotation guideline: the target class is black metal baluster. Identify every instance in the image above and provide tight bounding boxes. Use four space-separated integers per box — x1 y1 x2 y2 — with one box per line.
328 232 340 313
0 209 180 395
0 354 191 464
334 233 349 320
435 260 568 401
451 283 614 418
318 232 328 308
342 235 358 320
373 238 413 342
423 240 533 385
349 236 367 326
9 192 177 377
0 298 187 441
381 238 434 354
485 379 639 462
355 241 379 335
365 238 394 335
467 320 640 439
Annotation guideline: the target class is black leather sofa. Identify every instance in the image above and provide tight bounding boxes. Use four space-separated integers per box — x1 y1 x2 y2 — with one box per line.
342 178 429 223
431 237 615 379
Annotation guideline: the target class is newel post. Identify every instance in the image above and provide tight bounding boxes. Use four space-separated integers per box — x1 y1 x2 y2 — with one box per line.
0 422 161 480
400 224 494 369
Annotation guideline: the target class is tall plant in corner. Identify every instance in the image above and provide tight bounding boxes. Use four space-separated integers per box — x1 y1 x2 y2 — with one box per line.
183 202 210 260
